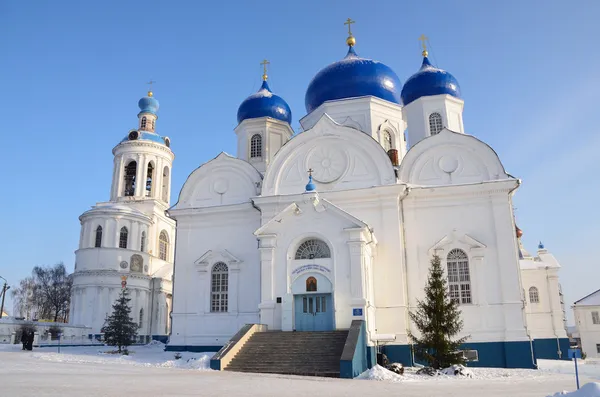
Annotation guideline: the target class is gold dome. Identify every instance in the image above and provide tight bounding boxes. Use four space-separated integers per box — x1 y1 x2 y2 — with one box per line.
346 35 356 47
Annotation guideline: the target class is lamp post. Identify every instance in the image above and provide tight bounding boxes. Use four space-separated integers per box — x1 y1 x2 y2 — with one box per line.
0 276 9 319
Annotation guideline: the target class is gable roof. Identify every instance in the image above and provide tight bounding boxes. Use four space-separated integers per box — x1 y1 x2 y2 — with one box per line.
574 289 600 306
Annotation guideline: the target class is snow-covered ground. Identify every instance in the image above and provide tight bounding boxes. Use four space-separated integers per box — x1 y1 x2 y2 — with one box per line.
0 343 598 396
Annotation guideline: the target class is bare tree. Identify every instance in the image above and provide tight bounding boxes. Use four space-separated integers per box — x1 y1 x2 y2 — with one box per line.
31 263 72 322
11 277 37 320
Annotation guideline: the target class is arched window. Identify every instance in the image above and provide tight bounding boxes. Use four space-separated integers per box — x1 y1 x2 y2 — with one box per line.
139 308 143 328
119 227 128 249
150 119 155 131
446 249 471 304
145 163 154 197
159 231 169 261
124 161 137 196
140 231 146 252
211 262 229 312
94 225 103 248
250 134 262 159
429 112 443 135
306 277 317 292
141 117 147 129
161 167 169 203
529 287 540 303
295 239 331 260
383 131 393 152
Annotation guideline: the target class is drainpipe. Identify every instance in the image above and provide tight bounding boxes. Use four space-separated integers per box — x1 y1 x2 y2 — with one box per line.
398 185 413 365
546 266 562 359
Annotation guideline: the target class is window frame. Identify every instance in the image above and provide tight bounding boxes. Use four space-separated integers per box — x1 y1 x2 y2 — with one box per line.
210 262 229 313
592 311 600 325
250 134 262 159
159 231 169 261
94 225 103 248
529 287 540 303
140 231 146 252
295 239 331 260
382 130 393 152
429 112 443 135
446 249 472 305
119 227 128 249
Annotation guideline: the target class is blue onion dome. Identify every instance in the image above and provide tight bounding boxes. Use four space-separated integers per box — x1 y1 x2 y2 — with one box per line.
305 45 402 113
237 80 292 124
138 91 160 115
401 55 461 106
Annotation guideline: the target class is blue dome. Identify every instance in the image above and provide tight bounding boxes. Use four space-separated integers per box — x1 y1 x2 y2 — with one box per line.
120 131 169 146
305 47 402 113
237 81 292 124
401 57 461 106
138 94 159 115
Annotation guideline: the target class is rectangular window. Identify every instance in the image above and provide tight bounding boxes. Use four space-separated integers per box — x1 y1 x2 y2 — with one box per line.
597 344 600 354
303 297 307 313
321 297 326 313
315 297 321 313
593 311 600 325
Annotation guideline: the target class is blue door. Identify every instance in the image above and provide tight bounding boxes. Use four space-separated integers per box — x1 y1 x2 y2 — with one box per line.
294 294 333 331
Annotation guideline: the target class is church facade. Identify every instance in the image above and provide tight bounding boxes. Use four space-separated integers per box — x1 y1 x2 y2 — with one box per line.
69 91 175 342
166 30 568 368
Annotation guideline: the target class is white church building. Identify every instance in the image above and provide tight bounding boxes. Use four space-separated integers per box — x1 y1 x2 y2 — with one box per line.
163 28 568 369
69 90 175 342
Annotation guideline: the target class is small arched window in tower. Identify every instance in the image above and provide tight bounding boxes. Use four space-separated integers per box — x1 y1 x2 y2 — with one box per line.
139 308 143 328
211 262 229 313
529 287 540 303
250 134 262 159
306 277 317 292
145 163 154 197
159 231 169 261
124 161 137 196
140 231 146 252
429 112 443 135
383 131 393 152
161 167 170 202
447 249 471 304
141 117 147 130
94 225 103 248
295 239 331 260
150 119 155 131
119 227 128 249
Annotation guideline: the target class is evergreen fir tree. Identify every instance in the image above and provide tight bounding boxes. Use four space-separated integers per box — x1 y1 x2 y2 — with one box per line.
409 255 469 369
103 288 138 354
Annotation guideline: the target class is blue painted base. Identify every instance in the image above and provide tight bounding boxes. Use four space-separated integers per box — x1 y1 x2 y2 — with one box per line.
533 338 570 361
165 345 223 353
383 341 537 369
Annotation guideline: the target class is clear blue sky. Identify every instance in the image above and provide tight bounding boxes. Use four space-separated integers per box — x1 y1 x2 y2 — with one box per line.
1 0 598 323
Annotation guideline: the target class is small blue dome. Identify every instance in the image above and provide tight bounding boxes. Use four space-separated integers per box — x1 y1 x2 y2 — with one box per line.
138 94 159 115
401 57 461 106
305 47 402 113
305 175 316 192
237 81 292 124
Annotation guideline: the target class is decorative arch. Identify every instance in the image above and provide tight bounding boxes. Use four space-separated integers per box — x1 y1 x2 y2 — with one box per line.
295 239 331 260
250 134 262 159
94 225 103 248
529 286 540 303
429 112 443 135
159 230 169 261
119 227 128 249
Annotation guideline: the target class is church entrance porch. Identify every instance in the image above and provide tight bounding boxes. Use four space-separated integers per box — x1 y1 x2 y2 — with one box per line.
294 293 333 331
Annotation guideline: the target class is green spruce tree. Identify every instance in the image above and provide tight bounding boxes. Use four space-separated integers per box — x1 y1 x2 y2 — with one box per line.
409 255 469 369
103 288 138 354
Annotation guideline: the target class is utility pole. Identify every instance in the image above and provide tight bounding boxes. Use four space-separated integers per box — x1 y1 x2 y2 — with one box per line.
0 276 9 319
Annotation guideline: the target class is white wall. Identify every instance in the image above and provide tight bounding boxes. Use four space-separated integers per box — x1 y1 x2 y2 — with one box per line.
574 305 600 358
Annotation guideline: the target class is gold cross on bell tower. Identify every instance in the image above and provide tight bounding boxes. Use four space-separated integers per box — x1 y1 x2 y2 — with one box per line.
260 59 270 81
418 34 429 57
146 80 156 97
344 18 356 47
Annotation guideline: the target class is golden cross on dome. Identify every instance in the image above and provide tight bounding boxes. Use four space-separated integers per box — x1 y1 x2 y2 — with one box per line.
146 80 156 97
344 18 355 36
260 59 270 81
418 34 429 57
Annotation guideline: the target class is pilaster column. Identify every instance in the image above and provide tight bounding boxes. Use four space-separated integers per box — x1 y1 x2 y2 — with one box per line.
115 155 125 199
135 155 144 197
257 234 277 328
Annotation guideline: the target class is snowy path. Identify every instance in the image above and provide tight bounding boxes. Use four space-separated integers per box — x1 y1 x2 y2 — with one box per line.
0 346 598 396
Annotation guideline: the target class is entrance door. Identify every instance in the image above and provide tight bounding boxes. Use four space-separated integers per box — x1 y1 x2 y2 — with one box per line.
294 294 333 331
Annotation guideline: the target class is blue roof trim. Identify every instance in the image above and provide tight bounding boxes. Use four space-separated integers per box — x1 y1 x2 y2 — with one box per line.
400 56 461 106
237 80 292 124
305 47 402 113
120 131 167 145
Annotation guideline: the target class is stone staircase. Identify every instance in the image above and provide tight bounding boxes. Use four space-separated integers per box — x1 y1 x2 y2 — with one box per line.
224 330 349 377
